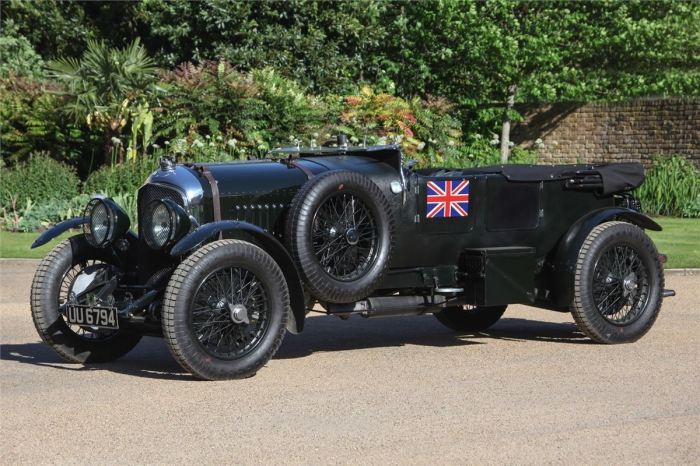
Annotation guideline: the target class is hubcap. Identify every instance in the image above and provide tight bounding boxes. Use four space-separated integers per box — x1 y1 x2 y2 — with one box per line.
622 272 638 297
345 228 359 245
228 303 250 324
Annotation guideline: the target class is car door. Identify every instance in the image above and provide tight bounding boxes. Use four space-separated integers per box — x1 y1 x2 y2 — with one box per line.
417 173 476 234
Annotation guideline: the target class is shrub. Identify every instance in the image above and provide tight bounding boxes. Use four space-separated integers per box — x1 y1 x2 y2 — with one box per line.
637 155 700 217
681 194 700 218
422 135 539 169
48 39 157 165
0 77 94 169
0 20 45 79
83 155 160 196
110 192 138 227
335 86 465 167
0 193 91 232
0 152 80 210
156 62 328 157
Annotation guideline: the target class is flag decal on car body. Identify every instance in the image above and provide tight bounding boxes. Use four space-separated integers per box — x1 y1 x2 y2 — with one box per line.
426 179 470 218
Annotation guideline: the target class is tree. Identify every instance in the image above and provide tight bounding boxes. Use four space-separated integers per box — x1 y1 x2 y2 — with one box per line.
47 39 157 164
5 0 700 163
387 0 699 159
2 0 95 58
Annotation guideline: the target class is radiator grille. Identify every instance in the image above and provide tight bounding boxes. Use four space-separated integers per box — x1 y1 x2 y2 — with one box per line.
137 184 185 235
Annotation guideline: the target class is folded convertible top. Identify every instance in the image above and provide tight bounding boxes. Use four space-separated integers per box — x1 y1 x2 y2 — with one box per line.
449 163 644 195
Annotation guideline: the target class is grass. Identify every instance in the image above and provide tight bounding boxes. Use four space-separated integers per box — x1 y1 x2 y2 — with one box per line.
0 217 698 268
0 230 75 260
648 217 700 269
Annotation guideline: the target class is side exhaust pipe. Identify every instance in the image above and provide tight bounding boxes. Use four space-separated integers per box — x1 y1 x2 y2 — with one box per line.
326 295 447 318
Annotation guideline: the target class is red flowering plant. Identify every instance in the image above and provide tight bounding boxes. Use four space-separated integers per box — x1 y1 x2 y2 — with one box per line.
338 86 463 167
339 86 423 153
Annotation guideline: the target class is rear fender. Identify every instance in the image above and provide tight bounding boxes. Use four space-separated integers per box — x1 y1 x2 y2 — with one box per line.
170 221 306 333
549 208 661 306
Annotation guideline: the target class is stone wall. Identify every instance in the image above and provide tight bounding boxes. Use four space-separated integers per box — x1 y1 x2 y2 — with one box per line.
512 98 700 167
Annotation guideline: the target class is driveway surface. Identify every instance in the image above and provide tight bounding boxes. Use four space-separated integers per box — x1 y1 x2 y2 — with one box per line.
1 259 698 465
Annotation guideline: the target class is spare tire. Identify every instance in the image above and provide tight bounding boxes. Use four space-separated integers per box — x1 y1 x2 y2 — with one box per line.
285 170 394 303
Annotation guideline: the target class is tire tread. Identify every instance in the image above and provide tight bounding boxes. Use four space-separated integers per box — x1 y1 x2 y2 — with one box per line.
571 221 664 343
162 239 289 380
285 170 394 303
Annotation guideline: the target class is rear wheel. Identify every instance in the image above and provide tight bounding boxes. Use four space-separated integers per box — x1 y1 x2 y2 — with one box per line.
434 305 507 332
571 221 663 343
30 236 142 363
162 240 288 380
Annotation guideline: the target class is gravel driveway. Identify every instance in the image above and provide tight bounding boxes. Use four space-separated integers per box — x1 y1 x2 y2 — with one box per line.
1 260 698 465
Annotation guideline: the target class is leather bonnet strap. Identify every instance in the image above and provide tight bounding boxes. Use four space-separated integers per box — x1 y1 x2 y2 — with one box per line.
291 160 315 180
194 165 222 238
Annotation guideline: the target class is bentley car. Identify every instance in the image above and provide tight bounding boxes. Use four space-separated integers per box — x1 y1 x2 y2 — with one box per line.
30 136 675 380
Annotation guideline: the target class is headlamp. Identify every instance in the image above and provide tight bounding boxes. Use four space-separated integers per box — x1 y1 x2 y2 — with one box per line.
83 197 131 248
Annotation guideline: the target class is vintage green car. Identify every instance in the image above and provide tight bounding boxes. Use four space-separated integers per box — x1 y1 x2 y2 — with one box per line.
30 136 674 380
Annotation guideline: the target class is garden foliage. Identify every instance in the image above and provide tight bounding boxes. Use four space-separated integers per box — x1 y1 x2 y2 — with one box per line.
636 156 700 218
1 0 699 231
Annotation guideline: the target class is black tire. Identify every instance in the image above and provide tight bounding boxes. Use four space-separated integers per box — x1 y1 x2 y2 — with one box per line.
162 240 289 380
434 305 507 332
30 235 142 363
285 170 394 303
571 221 663 344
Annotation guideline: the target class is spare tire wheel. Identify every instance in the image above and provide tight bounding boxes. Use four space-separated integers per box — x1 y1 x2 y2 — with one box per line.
285 170 394 303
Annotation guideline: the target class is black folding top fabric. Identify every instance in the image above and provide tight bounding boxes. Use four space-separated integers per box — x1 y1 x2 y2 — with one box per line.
420 163 645 196
593 163 645 195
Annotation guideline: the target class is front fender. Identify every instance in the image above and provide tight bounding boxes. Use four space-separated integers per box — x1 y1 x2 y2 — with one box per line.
171 221 307 334
31 217 87 249
549 208 661 306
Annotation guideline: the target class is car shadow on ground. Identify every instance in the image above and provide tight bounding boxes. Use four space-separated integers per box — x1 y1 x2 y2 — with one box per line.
1 316 588 380
1 337 194 381
275 315 590 359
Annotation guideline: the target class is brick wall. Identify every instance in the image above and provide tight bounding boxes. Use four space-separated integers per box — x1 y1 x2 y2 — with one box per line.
512 98 700 167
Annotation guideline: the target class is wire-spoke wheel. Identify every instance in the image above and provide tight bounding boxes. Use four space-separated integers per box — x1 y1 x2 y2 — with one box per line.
286 170 393 303
30 235 142 363
592 244 650 325
162 240 289 380
312 191 378 281
191 266 271 360
571 221 663 344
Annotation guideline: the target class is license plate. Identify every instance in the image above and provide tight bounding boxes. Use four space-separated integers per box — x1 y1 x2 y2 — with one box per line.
65 305 119 329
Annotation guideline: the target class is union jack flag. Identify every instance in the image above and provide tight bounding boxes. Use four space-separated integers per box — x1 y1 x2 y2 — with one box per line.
426 179 470 218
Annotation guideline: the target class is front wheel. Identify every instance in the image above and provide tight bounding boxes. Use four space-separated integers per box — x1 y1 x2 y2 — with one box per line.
30 236 142 363
434 305 507 332
162 240 289 380
571 221 663 344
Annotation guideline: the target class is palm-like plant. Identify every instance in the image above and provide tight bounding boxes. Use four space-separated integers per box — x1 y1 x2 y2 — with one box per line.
48 39 156 163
